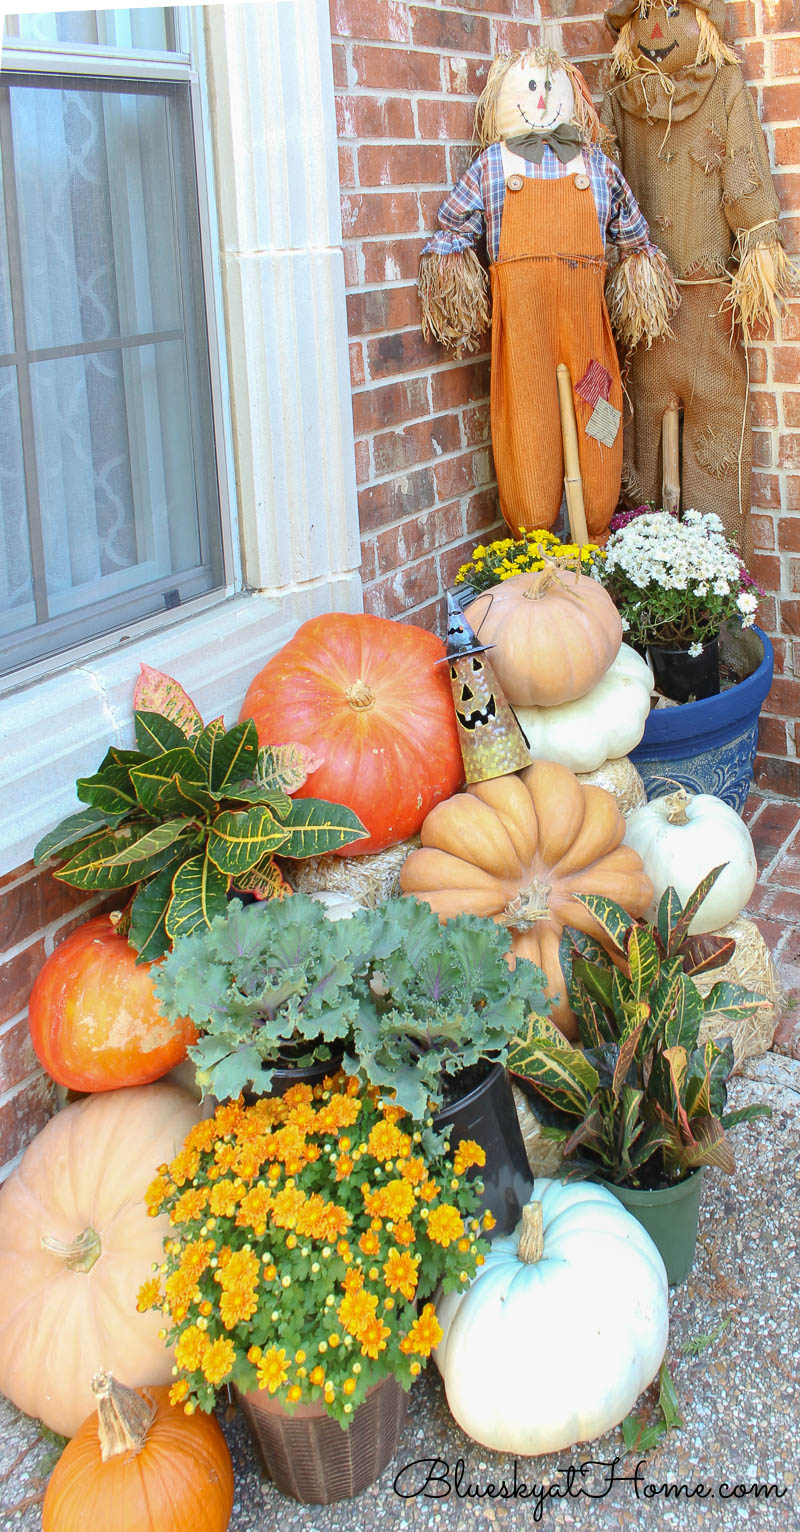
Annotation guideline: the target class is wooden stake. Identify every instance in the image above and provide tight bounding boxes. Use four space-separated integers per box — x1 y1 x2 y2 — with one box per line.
556 364 589 546
662 399 681 516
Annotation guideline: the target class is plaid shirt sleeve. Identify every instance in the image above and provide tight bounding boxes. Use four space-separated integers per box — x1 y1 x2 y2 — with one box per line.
421 153 487 257
602 153 659 256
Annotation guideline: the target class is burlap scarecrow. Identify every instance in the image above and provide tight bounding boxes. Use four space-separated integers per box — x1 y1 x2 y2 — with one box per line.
418 48 677 540
601 0 795 556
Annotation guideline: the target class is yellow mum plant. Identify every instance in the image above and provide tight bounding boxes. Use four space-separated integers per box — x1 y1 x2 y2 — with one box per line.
454 527 605 595
141 1074 490 1426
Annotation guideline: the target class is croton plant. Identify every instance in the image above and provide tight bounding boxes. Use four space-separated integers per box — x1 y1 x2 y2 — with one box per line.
33 667 366 961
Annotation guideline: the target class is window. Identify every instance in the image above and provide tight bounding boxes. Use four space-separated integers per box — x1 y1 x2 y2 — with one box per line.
0 9 230 680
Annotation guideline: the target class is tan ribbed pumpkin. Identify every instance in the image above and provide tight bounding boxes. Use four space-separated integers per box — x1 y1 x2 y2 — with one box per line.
399 761 652 1038
464 566 622 707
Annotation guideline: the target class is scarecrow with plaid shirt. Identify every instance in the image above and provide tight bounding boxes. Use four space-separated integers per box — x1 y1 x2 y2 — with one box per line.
418 46 678 540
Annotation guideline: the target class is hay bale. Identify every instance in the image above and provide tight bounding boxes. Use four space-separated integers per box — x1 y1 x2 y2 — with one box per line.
695 916 782 1072
286 838 420 908
577 756 647 816
513 1085 565 1178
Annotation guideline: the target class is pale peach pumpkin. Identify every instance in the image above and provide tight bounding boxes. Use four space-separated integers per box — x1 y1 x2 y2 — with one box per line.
399 761 652 1038
0 1083 200 1436
464 566 623 707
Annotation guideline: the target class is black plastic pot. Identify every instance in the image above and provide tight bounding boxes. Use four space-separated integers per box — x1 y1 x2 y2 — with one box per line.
648 635 720 703
208 1051 344 1111
434 1063 534 1237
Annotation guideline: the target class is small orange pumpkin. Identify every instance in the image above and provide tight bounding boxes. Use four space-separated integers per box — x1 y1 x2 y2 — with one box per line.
399 760 652 1037
464 565 622 707
43 1373 234 1532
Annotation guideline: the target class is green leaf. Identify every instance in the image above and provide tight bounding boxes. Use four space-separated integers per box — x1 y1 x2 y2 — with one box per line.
134 710 189 757
206 807 291 876
508 1039 599 1117
253 741 322 794
682 932 736 978
572 953 615 1011
626 926 660 1002
618 1085 645 1169
128 856 188 963
76 765 139 815
218 783 293 816
274 798 368 858
190 1038 269 1102
701 979 773 1026
612 1022 647 1098
665 867 728 955
660 972 703 1053
231 856 293 900
680 1315 731 1358
100 818 194 867
622 1417 667 1453
130 749 208 816
658 1361 684 1432
164 853 230 941
205 719 259 794
721 1103 772 1129
194 718 225 778
568 893 634 953
34 809 122 864
132 664 204 738
656 884 684 954
52 828 148 890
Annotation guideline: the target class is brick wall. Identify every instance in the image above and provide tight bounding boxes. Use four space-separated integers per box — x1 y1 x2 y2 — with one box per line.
330 0 800 787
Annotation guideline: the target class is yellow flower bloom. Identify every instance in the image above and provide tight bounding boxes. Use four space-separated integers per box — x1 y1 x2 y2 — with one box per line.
136 1276 162 1313
358 1229 380 1258
426 1204 465 1247
383 1247 420 1302
235 1183 272 1231
367 1119 412 1164
400 1302 443 1358
208 1179 240 1218
144 1173 169 1212
220 1285 258 1330
364 1179 415 1222
256 1346 290 1394
201 1337 236 1387
170 1188 208 1225
337 1286 379 1339
174 1324 209 1373
169 1379 190 1405
452 1139 486 1175
359 1316 392 1359
271 1184 307 1229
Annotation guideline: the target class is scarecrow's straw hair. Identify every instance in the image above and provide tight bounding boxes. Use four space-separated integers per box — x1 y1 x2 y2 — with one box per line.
475 48 609 150
610 6 737 78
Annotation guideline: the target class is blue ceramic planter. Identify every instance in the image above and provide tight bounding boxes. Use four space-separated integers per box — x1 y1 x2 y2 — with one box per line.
629 626 773 813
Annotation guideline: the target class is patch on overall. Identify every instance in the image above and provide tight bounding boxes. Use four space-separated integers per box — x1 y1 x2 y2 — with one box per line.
695 430 738 478
723 148 761 206
690 122 726 175
585 398 621 447
575 360 612 408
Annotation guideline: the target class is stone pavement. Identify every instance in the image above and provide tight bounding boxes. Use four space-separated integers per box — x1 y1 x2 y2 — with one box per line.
744 792 800 1058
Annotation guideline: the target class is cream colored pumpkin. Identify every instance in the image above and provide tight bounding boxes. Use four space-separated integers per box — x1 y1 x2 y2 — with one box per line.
464 566 622 707
624 787 757 934
309 890 365 920
0 1083 200 1436
435 1178 668 1455
515 645 654 773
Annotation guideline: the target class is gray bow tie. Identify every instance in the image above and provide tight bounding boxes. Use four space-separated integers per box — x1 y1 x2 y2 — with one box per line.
505 123 583 164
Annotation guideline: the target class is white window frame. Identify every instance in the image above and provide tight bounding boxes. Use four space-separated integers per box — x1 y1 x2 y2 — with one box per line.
0 1 363 878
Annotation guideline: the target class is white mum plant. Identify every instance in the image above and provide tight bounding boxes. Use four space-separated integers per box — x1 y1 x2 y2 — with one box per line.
599 509 762 652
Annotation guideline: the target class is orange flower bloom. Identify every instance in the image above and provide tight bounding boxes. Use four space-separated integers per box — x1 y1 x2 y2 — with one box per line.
359 1316 391 1359
366 1120 412 1163
175 1324 209 1372
220 1285 259 1330
136 1276 162 1312
398 1157 427 1186
169 1379 190 1405
144 1173 169 1212
334 1153 354 1182
337 1286 379 1339
179 1237 214 1286
392 1219 416 1247
183 1120 217 1155
235 1184 273 1231
256 1346 290 1394
364 1179 416 1223
271 1185 307 1229
452 1139 486 1175
383 1248 419 1302
400 1303 442 1358
201 1337 236 1386
170 1188 208 1225
296 1193 351 1244
358 1229 380 1257
169 1147 200 1187
208 1179 240 1218
342 1266 365 1294
426 1204 464 1247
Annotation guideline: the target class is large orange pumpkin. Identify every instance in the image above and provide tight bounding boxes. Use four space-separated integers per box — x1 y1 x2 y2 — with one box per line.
28 915 195 1091
464 566 622 707
240 612 464 855
43 1373 234 1532
0 1083 201 1436
399 761 652 1038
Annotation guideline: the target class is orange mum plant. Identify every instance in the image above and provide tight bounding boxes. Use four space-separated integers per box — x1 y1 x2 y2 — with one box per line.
140 1073 491 1426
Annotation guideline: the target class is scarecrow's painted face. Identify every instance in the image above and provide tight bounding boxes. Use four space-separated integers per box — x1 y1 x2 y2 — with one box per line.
629 0 701 75
449 656 498 731
495 57 575 139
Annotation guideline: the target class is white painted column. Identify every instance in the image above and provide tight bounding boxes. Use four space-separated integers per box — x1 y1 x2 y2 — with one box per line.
203 0 363 598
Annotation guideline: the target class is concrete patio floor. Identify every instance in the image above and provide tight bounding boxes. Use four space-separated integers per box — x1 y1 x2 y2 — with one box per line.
2 792 799 1531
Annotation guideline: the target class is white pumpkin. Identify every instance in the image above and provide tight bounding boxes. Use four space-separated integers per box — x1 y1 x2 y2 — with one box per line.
435 1178 668 1455
624 787 757 934
309 890 365 920
515 645 654 773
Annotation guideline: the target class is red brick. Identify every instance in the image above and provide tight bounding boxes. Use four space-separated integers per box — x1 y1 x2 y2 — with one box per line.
738 39 765 77
782 392 800 428
338 144 355 188
335 95 415 141
779 598 800 635
0 874 93 954
372 415 461 475
724 0 756 39
374 502 464 574
347 285 420 336
332 41 348 88
773 126 800 165
772 1006 800 1059
358 466 437 533
773 346 800 384
786 478 800 510
749 552 781 588
0 1017 39 1095
409 7 490 53
454 0 514 11
763 675 800 714
760 0 800 33
341 191 420 239
749 914 789 949
758 715 788 756
0 1074 56 1167
778 433 800 469
747 348 768 384
462 401 491 445
440 538 490 587
576 59 607 97
342 244 360 288
351 44 441 91
779 516 800 551
755 755 800 798
763 82 800 123
442 55 489 97
366 328 439 377
448 144 476 184
431 359 491 410
363 238 426 283
0 940 46 1025
749 796 800 865
465 489 502 534
750 471 780 509
751 512 776 550
775 173 800 214
354 438 370 485
357 143 447 188
742 790 766 826
751 431 774 469
556 17 609 55
0 862 33 892
359 537 377 584
783 217 800 255
758 593 778 630
417 98 475 142
778 306 800 341
352 376 430 434
434 447 495 500
774 35 800 75
350 341 365 389
331 0 410 44
366 553 439 618
750 392 778 429
493 20 542 52
419 187 454 229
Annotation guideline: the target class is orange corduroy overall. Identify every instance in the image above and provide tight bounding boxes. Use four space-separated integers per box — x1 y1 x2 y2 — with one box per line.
490 172 623 538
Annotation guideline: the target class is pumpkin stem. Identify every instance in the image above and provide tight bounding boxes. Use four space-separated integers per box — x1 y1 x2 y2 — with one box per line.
41 1226 102 1273
522 559 583 603
91 1372 157 1461
498 879 551 929
346 679 376 711
664 787 691 825
518 1201 544 1264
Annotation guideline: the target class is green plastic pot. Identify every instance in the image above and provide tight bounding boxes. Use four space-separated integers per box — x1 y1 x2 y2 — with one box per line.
597 1168 705 1286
